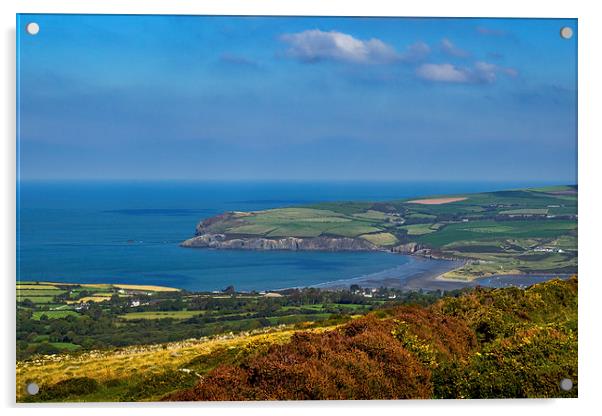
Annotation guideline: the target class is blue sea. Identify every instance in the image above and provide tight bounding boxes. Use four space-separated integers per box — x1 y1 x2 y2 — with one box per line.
17 181 557 291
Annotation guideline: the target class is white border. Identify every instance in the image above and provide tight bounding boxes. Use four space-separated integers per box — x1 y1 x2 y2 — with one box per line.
2 1 601 415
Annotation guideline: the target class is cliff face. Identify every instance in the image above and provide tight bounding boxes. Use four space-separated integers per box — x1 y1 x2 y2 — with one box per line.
181 233 377 251
391 242 421 254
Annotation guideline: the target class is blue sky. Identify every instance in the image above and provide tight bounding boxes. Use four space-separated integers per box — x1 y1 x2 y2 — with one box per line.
17 15 577 182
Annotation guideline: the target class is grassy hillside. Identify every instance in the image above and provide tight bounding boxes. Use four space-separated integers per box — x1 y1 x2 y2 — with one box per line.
190 185 577 279
167 277 577 401
18 277 577 401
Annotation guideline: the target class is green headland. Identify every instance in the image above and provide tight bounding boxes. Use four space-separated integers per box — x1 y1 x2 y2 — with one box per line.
182 185 577 280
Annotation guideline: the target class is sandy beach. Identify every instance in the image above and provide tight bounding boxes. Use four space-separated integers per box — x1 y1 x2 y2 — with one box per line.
314 257 469 291
314 256 573 291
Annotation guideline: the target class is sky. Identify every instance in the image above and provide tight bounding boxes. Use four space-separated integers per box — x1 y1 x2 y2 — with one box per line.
17 15 577 182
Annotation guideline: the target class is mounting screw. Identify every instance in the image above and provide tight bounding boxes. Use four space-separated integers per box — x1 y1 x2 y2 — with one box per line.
26 382 39 395
560 378 573 391
560 27 573 40
26 22 40 36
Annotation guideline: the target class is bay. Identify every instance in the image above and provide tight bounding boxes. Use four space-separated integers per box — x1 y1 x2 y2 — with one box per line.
17 180 557 291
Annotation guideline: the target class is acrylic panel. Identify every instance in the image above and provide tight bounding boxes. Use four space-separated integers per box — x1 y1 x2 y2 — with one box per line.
16 14 577 402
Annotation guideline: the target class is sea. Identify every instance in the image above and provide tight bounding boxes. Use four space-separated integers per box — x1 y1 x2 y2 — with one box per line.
17 180 561 292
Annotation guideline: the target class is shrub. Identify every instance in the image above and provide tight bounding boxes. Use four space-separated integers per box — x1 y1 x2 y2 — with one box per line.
165 309 473 400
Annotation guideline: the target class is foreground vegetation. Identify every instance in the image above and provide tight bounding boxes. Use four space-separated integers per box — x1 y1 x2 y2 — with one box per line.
188 185 577 280
17 277 577 401
167 277 578 401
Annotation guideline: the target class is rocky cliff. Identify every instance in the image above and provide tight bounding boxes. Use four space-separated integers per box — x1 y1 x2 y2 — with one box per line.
390 242 422 254
181 233 377 251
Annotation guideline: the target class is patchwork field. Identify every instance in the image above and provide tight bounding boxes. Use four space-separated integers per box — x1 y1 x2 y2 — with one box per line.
18 280 404 366
187 185 577 280
214 207 388 239
415 220 577 248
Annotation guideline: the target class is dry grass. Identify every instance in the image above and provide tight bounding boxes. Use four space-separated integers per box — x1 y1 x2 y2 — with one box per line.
20 282 179 292
407 197 467 205
66 296 112 304
112 284 179 292
16 325 336 400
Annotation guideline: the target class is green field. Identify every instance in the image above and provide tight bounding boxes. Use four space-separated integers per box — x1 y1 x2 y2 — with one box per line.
416 220 577 248
352 210 389 220
221 208 368 236
18 296 56 304
216 207 387 238
120 311 204 320
499 208 549 215
49 342 82 351
399 223 438 235
360 232 398 246
18 289 66 297
32 310 80 320
16 284 61 290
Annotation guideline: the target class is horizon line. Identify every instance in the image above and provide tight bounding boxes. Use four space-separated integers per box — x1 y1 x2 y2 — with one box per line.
16 178 576 185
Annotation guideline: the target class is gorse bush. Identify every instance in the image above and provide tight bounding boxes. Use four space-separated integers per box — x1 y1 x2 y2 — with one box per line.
167 314 445 400
118 370 199 402
165 277 577 400
434 324 577 398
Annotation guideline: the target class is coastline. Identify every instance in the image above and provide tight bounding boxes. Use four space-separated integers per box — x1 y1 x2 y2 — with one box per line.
310 256 469 291
306 255 574 292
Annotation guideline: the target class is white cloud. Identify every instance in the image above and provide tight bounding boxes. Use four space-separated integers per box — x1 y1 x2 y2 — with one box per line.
473 61 498 83
415 63 470 83
473 61 519 83
440 38 470 58
280 29 419 64
416 61 518 84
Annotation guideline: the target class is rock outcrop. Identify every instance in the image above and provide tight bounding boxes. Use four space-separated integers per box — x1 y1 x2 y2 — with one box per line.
391 242 422 254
